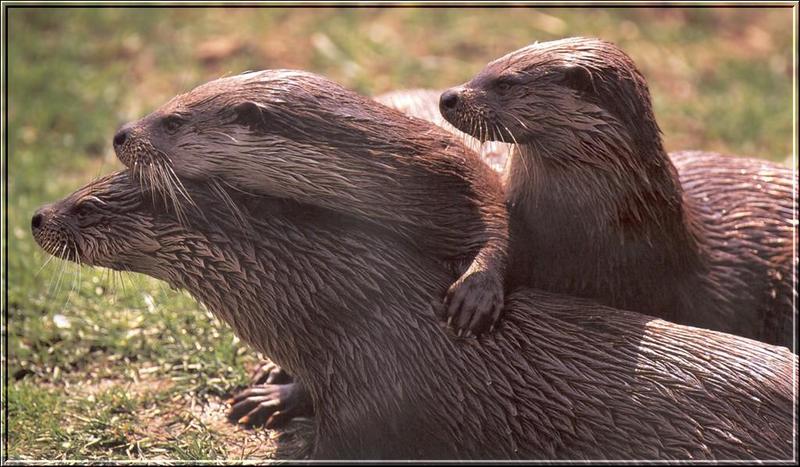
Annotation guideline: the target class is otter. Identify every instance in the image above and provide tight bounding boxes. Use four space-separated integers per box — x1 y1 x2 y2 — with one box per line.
227 89 514 430
112 71 509 337
32 171 796 460
374 89 511 173
439 37 796 348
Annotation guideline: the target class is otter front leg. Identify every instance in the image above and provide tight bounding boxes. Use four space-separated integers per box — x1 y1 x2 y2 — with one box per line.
228 362 314 429
443 245 506 337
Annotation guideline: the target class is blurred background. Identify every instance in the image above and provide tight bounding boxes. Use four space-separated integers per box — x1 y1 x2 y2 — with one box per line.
5 6 795 460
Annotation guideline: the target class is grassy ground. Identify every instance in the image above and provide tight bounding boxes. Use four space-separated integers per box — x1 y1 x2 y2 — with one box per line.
3 6 795 461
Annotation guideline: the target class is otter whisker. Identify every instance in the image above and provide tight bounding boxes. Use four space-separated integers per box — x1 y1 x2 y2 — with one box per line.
155 164 183 223
149 164 167 204
492 122 512 173
76 252 83 297
115 267 128 296
134 162 145 192
469 114 479 143
161 161 197 208
145 159 199 227
151 163 190 227
35 243 59 277
117 264 139 297
503 110 530 131
107 268 118 294
498 118 526 178
48 244 69 297
163 164 201 225
151 167 172 216
206 130 239 144
102 266 118 295
102 267 111 292
63 253 81 309
450 119 476 153
210 178 250 232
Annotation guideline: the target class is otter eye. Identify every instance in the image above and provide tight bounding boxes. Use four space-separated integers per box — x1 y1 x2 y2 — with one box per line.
494 75 522 93
72 203 93 219
162 115 184 135
72 196 104 219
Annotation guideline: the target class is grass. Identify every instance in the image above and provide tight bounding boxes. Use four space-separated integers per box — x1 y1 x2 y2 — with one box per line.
3 6 795 461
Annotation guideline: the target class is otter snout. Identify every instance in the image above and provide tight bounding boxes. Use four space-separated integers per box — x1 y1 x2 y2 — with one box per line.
31 204 53 235
31 202 71 260
439 87 465 130
440 88 460 111
113 125 131 148
113 122 137 166
439 86 483 138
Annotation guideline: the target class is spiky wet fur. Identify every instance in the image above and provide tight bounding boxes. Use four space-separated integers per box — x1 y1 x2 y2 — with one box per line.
33 172 796 460
114 70 513 335
440 37 797 347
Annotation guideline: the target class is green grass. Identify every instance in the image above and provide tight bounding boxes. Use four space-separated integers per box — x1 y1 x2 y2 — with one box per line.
4 6 795 461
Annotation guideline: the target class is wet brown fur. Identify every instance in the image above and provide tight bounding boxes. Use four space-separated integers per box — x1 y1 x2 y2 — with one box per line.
374 89 511 172
440 37 797 348
33 171 796 460
114 70 510 334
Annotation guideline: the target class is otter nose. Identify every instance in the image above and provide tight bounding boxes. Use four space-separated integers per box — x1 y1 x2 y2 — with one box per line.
113 124 132 148
31 205 51 233
440 89 460 110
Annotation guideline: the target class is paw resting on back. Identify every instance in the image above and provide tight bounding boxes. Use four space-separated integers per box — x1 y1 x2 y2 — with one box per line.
443 268 505 336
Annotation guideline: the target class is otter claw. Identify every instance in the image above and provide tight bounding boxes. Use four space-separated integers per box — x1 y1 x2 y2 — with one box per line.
445 269 504 336
228 363 314 429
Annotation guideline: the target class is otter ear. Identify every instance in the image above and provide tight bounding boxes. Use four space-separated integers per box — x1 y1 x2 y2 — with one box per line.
232 101 270 131
558 64 595 93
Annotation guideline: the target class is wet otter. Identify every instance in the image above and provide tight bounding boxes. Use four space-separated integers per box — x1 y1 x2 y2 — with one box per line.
228 89 512 429
112 71 509 336
374 89 511 172
32 171 796 460
439 37 796 348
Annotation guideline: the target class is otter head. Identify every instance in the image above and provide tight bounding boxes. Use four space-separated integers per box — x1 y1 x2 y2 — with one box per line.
31 172 170 274
439 37 661 152
112 69 428 213
112 70 295 180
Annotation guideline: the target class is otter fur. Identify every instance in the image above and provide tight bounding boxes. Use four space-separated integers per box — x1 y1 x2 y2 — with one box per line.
112 71 509 335
374 89 511 173
439 37 797 348
33 171 796 460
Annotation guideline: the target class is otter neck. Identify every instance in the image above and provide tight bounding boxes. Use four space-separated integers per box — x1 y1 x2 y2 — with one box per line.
506 123 704 299
141 212 487 452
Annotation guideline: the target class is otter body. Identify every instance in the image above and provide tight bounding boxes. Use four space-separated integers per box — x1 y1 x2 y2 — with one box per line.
33 171 796 460
113 71 510 335
440 37 796 347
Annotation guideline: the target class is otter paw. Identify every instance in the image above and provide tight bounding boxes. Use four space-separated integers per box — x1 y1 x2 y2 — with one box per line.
227 380 313 429
444 269 504 336
248 361 293 386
